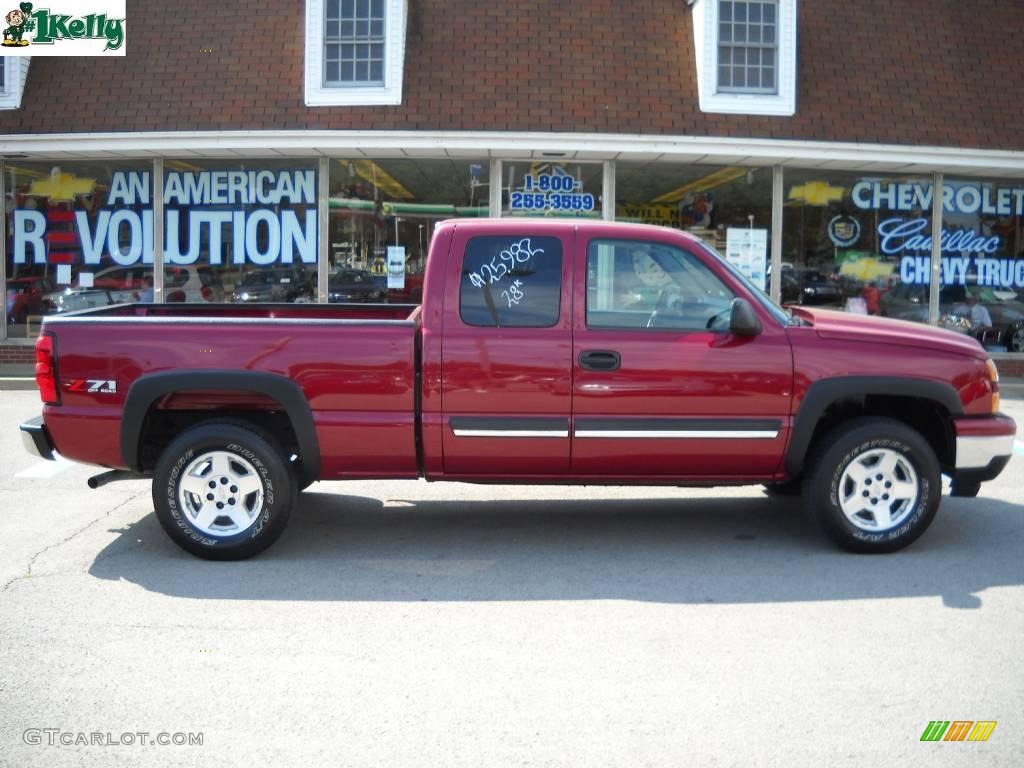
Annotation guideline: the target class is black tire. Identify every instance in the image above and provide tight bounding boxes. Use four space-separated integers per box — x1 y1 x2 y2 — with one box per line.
804 417 941 553
763 479 802 497
152 422 296 560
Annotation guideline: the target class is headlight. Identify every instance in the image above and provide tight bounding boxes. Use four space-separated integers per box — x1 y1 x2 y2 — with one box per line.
938 313 971 333
803 287 816 294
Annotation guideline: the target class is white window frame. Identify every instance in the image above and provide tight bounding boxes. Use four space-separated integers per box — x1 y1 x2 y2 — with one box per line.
305 0 407 107
692 0 797 116
0 57 31 110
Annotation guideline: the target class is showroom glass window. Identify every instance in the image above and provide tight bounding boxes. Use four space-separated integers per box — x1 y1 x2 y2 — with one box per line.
783 168 940 320
4 161 153 339
718 1 778 93
614 162 773 295
163 159 319 304
939 177 1024 353
327 157 489 304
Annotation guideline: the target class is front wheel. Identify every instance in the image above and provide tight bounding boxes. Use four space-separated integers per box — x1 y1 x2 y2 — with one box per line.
153 422 296 560
804 418 941 553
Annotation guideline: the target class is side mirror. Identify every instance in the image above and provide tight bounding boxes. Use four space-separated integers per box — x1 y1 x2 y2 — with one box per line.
729 298 763 336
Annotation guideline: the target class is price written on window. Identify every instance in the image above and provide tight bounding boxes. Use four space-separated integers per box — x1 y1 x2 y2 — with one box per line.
502 279 525 308
468 238 543 289
510 173 595 213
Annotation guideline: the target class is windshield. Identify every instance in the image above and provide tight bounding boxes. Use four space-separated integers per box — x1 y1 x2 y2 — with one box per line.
695 241 794 326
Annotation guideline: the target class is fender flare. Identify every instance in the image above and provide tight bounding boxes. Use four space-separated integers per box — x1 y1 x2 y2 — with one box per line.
785 376 963 477
121 370 321 485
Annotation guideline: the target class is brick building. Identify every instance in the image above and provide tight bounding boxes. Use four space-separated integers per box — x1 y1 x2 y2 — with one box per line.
2 0 1023 370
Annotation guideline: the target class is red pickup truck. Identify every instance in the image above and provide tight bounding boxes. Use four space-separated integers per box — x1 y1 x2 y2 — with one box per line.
20 220 1015 559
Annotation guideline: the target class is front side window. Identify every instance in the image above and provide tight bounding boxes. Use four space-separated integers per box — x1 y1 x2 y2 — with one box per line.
324 0 386 86
586 239 736 331
718 0 777 93
460 236 562 328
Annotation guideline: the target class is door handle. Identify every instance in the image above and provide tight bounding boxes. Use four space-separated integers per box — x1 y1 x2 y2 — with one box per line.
579 350 621 371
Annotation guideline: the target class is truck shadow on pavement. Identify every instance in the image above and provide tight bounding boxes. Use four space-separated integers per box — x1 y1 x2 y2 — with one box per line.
89 490 1024 608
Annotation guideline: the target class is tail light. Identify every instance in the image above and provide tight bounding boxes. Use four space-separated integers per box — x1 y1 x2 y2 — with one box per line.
201 285 213 301
35 332 60 405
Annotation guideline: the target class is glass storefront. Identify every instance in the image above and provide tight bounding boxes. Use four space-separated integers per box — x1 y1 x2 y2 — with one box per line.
783 169 932 317
163 159 319 305
328 158 489 303
3 156 1023 355
616 162 773 293
5 161 153 338
781 169 1024 352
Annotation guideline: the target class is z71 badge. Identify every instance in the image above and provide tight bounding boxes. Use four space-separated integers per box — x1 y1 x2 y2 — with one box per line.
66 379 117 394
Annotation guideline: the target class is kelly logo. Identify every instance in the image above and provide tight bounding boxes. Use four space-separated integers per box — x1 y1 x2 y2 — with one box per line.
920 720 997 742
1 1 125 54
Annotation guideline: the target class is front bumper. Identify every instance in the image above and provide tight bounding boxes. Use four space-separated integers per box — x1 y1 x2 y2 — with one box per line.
953 414 1016 482
20 417 55 461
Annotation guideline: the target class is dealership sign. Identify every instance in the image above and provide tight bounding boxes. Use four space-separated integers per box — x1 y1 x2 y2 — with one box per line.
0 1 126 55
12 169 318 273
849 180 1024 288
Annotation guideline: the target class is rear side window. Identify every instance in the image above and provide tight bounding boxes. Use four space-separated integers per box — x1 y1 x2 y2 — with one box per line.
459 235 562 327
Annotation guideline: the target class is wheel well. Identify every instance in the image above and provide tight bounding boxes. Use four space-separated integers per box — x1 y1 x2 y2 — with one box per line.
137 407 300 473
800 395 955 475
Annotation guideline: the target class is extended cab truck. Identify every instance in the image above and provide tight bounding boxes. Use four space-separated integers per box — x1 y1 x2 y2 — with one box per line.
20 220 1016 559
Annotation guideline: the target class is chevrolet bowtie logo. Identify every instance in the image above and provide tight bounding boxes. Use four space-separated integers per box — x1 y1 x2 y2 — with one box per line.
29 173 96 202
789 181 845 206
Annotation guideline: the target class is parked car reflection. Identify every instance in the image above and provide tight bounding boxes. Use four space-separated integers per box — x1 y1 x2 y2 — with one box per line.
327 269 387 303
879 283 1024 351
232 267 313 303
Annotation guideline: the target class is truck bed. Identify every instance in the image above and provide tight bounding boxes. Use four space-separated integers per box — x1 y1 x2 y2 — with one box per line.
40 303 423 479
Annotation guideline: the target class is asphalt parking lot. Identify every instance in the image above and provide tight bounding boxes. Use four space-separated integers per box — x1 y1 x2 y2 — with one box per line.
1 388 1022 767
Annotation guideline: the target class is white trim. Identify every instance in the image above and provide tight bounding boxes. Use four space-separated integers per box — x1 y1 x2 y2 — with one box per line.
2 130 1024 175
305 0 407 107
692 0 797 116
0 56 30 110
574 430 780 439
452 429 570 438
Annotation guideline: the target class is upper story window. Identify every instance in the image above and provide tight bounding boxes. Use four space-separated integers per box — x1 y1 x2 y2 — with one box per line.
305 0 407 106
0 57 30 110
325 0 386 86
691 0 796 116
718 1 777 94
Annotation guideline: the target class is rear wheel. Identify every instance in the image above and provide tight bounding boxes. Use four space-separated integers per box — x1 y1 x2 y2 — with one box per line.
804 417 941 553
153 422 295 560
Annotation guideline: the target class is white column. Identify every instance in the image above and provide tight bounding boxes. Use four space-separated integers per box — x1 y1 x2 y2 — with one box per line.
152 159 164 304
770 164 783 303
489 158 502 217
928 172 943 325
602 160 615 221
318 157 330 303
